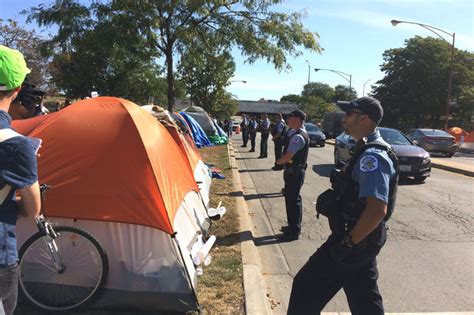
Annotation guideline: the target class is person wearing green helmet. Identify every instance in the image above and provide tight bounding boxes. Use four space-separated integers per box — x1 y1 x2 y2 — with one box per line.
0 45 41 315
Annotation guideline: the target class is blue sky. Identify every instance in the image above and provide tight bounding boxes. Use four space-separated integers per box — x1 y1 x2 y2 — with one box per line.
1 0 473 101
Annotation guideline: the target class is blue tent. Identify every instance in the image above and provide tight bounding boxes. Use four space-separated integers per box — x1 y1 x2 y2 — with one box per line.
179 112 213 148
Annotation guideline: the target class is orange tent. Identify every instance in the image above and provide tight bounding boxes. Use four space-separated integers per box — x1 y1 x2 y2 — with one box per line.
448 127 469 143
12 97 198 234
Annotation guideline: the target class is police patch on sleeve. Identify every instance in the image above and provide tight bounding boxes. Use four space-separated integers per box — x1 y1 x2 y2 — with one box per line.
360 155 378 172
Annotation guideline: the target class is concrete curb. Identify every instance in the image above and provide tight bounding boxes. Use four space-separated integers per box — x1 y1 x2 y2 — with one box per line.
324 140 474 177
227 141 272 315
429 162 474 177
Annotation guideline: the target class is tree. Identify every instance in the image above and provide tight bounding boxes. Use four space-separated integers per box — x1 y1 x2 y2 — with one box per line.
281 82 339 120
0 19 51 90
280 94 303 104
301 82 335 102
179 36 235 117
25 3 176 103
334 84 357 102
372 36 474 129
27 1 322 111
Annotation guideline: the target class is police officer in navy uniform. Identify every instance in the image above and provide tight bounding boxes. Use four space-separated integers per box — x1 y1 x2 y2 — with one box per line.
275 110 309 241
248 115 258 152
271 113 286 170
287 97 399 314
258 113 271 158
240 114 249 147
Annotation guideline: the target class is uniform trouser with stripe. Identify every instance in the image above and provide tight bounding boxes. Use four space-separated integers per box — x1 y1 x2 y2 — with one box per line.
260 132 269 156
283 168 305 235
250 132 256 150
287 232 385 315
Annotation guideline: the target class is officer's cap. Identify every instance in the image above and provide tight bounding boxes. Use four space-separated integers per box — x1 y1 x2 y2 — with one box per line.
337 97 384 125
288 109 306 121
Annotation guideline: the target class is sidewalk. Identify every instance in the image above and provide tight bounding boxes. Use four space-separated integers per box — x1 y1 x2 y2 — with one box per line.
325 139 474 177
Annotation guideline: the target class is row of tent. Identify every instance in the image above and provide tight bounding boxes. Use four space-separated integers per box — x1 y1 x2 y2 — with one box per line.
13 97 220 312
179 105 228 147
447 127 474 151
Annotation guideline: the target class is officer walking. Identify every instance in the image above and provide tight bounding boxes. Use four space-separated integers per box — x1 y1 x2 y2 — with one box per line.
275 110 309 241
271 113 286 171
240 114 249 147
248 115 258 152
0 45 41 315
287 97 399 314
258 113 270 158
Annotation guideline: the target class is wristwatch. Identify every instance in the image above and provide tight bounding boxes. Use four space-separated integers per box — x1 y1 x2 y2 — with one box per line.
341 234 354 248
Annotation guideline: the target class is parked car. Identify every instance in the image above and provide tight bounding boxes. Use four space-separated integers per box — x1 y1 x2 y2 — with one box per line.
405 129 457 157
304 123 326 147
334 127 431 182
321 112 345 139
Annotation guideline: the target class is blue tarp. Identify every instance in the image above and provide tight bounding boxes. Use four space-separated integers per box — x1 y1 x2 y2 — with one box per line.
213 119 227 139
179 112 213 148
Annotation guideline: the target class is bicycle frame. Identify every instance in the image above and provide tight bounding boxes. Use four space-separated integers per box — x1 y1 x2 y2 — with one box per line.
36 186 66 274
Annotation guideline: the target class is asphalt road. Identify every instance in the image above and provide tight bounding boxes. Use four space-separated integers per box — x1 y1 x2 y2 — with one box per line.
232 133 474 314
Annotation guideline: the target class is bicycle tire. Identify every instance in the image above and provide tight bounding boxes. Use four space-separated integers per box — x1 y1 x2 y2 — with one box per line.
18 225 109 312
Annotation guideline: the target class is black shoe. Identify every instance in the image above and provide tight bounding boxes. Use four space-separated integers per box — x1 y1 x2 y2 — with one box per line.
258 155 265 159
249 149 255 152
272 165 283 171
278 233 299 242
241 145 247 147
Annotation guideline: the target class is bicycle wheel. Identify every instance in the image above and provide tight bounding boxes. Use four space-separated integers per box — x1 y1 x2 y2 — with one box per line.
19 225 109 312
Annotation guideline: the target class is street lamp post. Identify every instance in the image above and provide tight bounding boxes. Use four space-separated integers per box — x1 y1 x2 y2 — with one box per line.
363 79 371 96
305 60 311 85
314 67 352 91
391 19 455 130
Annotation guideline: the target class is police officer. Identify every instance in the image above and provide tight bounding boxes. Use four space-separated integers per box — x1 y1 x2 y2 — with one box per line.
287 97 399 314
275 110 309 241
0 45 41 315
240 114 249 147
271 113 286 170
258 113 271 158
248 115 258 152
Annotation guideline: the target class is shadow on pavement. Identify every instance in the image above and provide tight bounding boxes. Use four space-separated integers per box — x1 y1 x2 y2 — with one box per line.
398 177 426 186
218 230 293 247
311 164 334 178
218 191 282 200
243 192 283 200
238 168 272 173
235 157 260 160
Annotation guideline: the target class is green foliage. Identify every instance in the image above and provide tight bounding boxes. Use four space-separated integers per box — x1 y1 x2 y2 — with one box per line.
302 82 334 101
280 94 303 104
281 82 339 120
372 36 474 129
0 19 51 91
179 37 236 118
25 2 174 104
27 1 322 110
334 84 357 101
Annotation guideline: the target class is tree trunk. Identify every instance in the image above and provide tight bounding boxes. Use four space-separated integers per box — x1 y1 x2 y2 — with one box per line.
165 46 174 112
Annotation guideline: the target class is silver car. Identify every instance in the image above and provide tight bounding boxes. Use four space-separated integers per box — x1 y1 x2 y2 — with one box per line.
334 127 431 183
405 129 457 157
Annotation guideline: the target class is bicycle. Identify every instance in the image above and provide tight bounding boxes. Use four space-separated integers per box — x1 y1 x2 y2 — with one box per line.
18 184 109 312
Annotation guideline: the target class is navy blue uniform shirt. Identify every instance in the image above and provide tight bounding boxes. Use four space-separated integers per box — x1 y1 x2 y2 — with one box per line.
0 110 38 266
